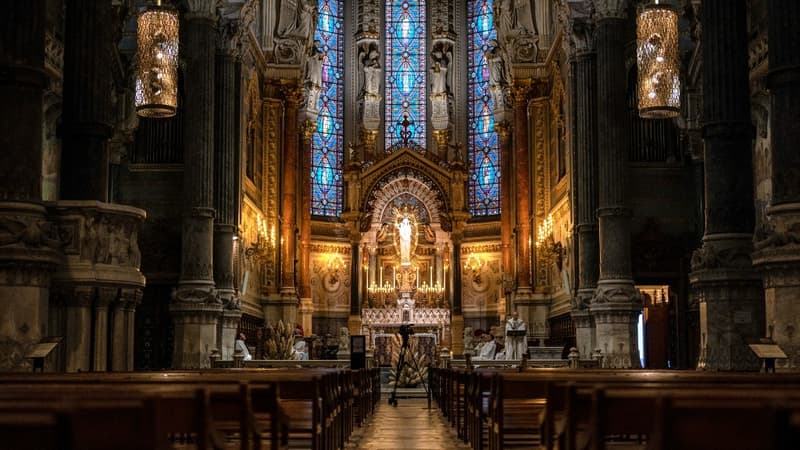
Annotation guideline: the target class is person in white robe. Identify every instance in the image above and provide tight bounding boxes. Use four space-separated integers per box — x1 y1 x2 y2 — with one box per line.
505 311 527 360
235 333 253 361
473 334 497 360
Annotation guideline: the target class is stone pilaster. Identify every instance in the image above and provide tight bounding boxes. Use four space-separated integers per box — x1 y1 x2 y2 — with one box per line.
590 0 641 368
513 82 534 301
59 0 113 202
172 2 221 369
450 224 465 355
93 287 116 371
568 5 598 358
62 286 94 372
0 1 61 371
691 0 763 371
752 1 800 369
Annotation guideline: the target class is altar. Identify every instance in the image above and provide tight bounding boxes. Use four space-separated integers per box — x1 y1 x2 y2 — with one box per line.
361 306 450 366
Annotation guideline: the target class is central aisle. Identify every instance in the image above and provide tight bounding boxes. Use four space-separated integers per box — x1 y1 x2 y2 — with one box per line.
351 397 470 450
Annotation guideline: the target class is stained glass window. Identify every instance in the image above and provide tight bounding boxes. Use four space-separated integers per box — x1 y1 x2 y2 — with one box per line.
468 0 501 216
311 0 344 216
385 0 426 149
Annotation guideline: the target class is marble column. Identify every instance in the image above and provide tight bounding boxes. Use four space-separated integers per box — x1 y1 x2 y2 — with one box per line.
752 1 800 369
690 0 763 371
59 0 113 202
0 0 61 371
569 11 598 358
513 81 533 301
171 2 222 369
450 231 464 355
299 119 314 328
348 241 362 336
280 85 301 301
214 45 242 360
497 122 514 287
590 0 641 368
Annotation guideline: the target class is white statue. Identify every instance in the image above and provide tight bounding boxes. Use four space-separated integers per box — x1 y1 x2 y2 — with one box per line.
338 327 350 353
360 45 382 96
496 0 514 40
430 62 447 95
304 41 325 88
463 327 474 354
397 217 412 264
505 310 527 360
277 0 317 45
485 41 510 88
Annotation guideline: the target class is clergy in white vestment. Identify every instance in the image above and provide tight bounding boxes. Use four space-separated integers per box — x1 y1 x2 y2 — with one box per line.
235 333 253 361
473 334 497 360
505 311 527 360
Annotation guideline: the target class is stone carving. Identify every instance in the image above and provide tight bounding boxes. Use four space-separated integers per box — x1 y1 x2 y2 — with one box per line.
185 0 218 18
690 242 754 271
0 216 61 249
172 286 218 304
565 1 595 54
274 0 318 63
338 326 350 352
592 284 640 304
463 326 474 353
303 41 324 112
485 41 512 111
754 222 800 251
593 0 627 20
359 42 382 96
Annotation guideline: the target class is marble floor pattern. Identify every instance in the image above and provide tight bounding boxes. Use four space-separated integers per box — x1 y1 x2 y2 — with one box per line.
349 397 471 450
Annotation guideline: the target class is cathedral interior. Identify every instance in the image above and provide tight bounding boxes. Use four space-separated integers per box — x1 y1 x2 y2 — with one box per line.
1 0 798 376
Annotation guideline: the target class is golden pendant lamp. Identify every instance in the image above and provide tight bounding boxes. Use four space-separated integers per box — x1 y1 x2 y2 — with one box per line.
136 0 179 118
636 0 680 119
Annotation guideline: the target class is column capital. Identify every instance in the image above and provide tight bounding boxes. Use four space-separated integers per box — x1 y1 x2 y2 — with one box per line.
511 79 534 105
300 118 316 144
593 0 628 21
495 121 512 141
565 2 596 55
279 82 304 106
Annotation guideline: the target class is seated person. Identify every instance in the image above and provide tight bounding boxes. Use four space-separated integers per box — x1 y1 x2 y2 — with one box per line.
293 340 309 360
234 332 253 361
494 343 506 360
472 333 497 360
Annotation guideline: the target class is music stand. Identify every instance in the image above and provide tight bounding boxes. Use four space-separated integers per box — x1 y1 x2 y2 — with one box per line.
748 342 787 373
25 337 61 372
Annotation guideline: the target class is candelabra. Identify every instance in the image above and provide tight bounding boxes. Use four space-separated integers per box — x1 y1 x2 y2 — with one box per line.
535 213 563 270
244 214 273 261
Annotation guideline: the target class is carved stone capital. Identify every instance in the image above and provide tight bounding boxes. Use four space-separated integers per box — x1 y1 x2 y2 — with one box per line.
591 282 640 305
495 121 512 141
300 119 316 144
566 5 596 54
593 0 627 20
690 234 755 273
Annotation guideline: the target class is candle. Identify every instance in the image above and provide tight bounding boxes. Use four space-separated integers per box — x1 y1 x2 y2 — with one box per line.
393 266 396 288
416 267 419 287
430 266 433 285
380 267 383 286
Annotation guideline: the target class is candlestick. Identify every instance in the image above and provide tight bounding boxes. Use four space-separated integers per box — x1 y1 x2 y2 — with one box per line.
429 266 433 285
393 266 396 288
416 267 419 288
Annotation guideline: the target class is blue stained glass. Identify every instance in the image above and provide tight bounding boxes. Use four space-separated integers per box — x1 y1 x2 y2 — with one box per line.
385 0 426 149
468 0 501 216
311 0 343 216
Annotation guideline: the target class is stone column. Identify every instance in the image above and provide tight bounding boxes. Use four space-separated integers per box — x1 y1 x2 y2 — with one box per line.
171 1 222 369
63 287 93 372
450 228 465 355
497 122 514 286
569 10 598 358
0 0 61 371
93 287 117 371
348 240 362 336
752 1 800 369
689 0 763 371
590 0 641 368
213 41 242 359
278 85 302 322
59 0 113 202
513 82 533 301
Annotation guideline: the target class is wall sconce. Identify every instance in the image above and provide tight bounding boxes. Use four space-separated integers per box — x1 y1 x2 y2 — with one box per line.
245 214 273 261
463 254 484 273
135 0 178 118
637 0 680 118
535 213 564 270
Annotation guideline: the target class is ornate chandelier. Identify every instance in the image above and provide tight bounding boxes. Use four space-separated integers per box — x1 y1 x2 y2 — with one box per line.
636 0 680 119
136 0 179 118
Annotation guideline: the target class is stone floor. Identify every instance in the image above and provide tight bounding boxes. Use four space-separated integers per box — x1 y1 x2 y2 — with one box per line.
349 397 470 450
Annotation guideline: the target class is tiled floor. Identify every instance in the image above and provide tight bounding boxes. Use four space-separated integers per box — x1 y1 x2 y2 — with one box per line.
351 398 470 450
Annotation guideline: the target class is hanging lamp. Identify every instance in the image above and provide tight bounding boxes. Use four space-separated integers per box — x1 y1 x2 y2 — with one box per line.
135 0 179 118
636 0 680 118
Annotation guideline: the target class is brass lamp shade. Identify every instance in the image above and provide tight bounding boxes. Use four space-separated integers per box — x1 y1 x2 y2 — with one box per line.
135 7 179 118
637 4 680 119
